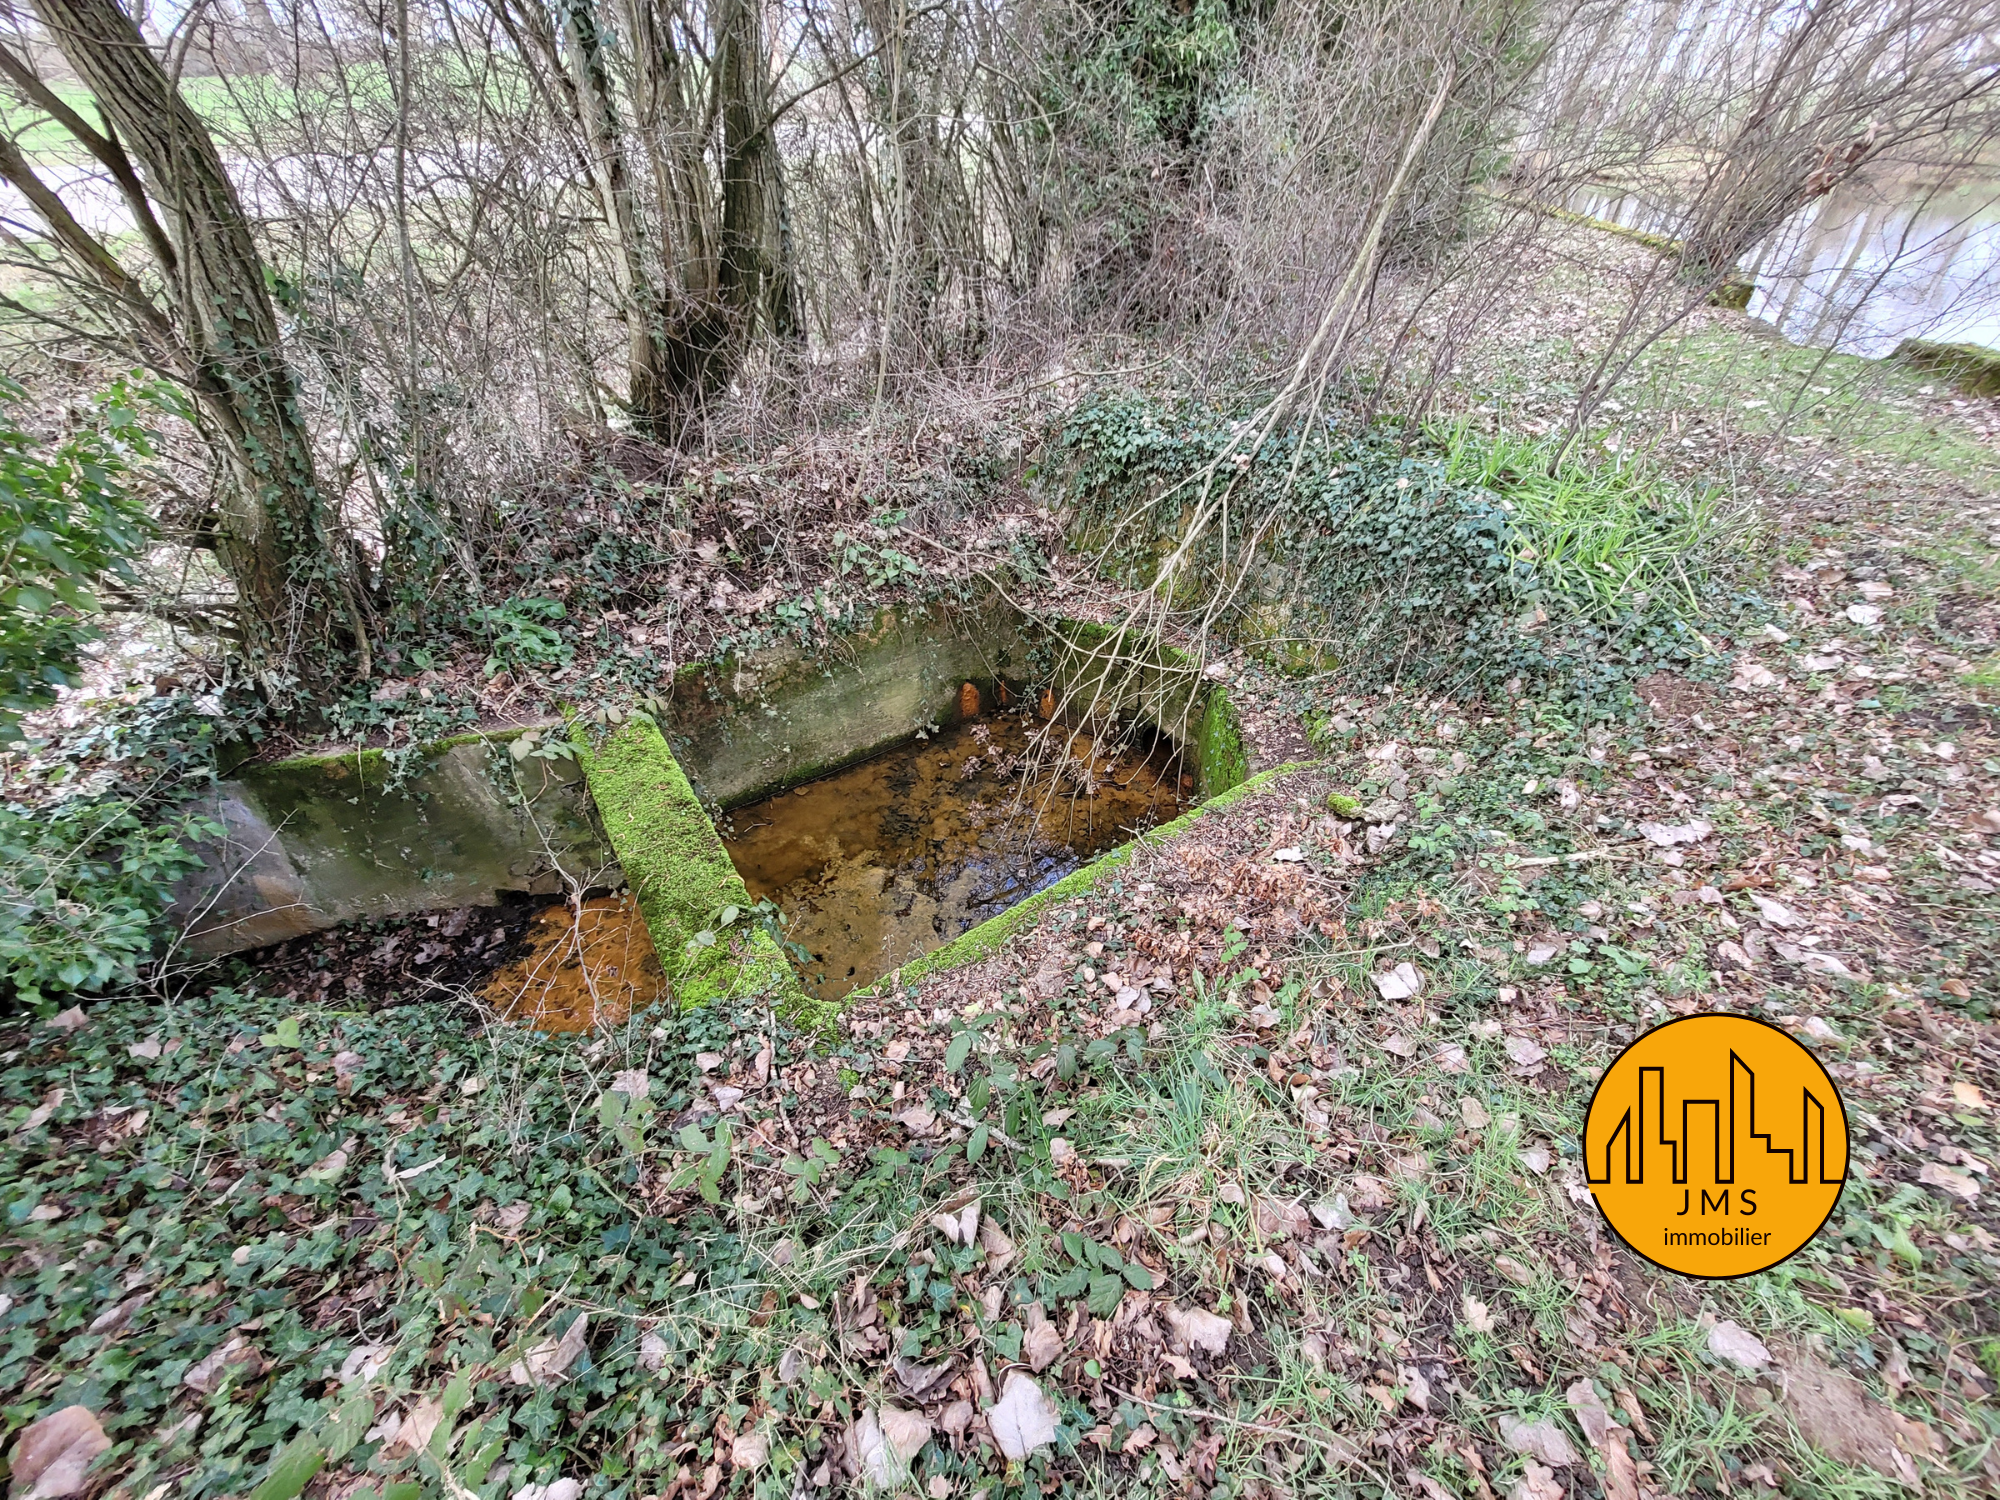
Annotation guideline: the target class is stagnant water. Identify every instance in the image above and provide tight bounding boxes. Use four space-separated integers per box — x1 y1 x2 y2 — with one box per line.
720 706 1190 1000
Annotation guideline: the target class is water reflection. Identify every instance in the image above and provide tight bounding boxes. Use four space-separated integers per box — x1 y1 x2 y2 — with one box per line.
1570 180 2000 357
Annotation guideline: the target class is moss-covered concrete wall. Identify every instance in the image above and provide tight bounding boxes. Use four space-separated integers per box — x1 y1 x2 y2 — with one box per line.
171 729 615 954
1046 620 1244 800
663 596 1037 808
169 599 1251 1010
571 714 809 1013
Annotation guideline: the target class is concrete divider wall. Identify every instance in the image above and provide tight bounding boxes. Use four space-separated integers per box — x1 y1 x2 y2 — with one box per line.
170 731 614 955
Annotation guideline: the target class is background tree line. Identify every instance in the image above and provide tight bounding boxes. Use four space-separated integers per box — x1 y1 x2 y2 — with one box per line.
0 0 1994 704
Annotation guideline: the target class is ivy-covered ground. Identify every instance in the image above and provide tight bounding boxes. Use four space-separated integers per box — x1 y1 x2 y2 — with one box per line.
5 219 2000 1500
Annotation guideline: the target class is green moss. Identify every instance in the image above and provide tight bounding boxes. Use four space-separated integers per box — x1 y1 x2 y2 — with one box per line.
1325 791 1361 817
570 713 811 1016
1894 338 2000 398
860 760 1313 994
1196 689 1248 799
1708 277 1754 311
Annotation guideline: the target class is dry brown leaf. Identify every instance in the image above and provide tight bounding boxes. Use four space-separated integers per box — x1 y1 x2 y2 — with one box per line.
988 1372 1059 1461
1164 1303 1232 1356
7 1405 109 1500
184 1335 266 1394
1498 1413 1579 1468
509 1313 589 1386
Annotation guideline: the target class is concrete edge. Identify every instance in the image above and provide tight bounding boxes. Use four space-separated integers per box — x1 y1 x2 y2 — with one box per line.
849 758 1323 999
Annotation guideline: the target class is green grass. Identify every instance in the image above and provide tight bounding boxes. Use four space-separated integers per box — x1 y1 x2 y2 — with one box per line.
1438 421 1753 623
1633 325 2000 493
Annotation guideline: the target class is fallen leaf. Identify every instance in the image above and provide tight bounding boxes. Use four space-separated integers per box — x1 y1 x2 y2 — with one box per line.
7 1405 110 1500
1601 1427 1640 1500
1519 1145 1551 1174
1371 962 1423 1000
1459 1097 1492 1129
978 1216 1016 1269
1310 1194 1351 1230
1504 1036 1547 1069
494 1202 531 1233
938 1400 974 1439
45 1008 87 1034
390 1398 443 1457
1844 603 1883 627
1707 1319 1771 1372
1022 1305 1065 1372
894 1106 937 1137
1493 1255 1535 1286
1436 1043 1469 1074
1164 1304 1232 1355
988 1371 1059 1461
1639 819 1712 847
730 1432 769 1470
1749 894 1802 928
1463 1295 1495 1334
1565 1380 1611 1447
1509 1461 1565 1500
1524 943 1561 966
1378 1032 1416 1056
338 1343 393 1385
512 1481 582 1500
610 1069 650 1099
509 1313 589 1386
14 1088 63 1135
184 1335 266 1393
1403 1367 1431 1410
931 1199 982 1246
893 1353 955 1402
851 1407 932 1488
1952 1080 1985 1110
1498 1413 1580 1467
128 1037 163 1061
1918 1161 1980 1201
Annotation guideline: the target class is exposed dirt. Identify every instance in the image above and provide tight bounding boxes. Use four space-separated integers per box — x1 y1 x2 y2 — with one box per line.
182 896 545 1008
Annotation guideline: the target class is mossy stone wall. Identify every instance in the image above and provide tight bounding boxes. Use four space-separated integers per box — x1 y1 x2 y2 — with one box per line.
663 596 1036 808
572 714 810 1013
171 729 614 954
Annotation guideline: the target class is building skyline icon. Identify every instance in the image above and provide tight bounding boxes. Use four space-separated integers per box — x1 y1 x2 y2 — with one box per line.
1587 1050 1843 1188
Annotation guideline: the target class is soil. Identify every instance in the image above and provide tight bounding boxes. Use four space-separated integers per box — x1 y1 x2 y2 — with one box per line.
182 896 545 1008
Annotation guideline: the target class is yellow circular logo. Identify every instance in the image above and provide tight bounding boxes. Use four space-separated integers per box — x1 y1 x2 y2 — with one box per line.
1583 1014 1848 1278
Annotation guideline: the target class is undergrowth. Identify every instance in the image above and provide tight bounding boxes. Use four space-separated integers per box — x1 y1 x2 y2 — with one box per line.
1053 394 1750 709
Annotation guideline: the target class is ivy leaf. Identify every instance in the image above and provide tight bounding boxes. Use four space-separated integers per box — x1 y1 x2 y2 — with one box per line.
944 1032 974 1073
247 1434 323 1500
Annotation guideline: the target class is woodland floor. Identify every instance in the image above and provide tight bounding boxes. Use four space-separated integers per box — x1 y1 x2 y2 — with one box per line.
3 223 2000 1500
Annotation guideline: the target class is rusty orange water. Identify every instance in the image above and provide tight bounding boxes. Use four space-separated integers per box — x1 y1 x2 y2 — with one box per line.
483 892 665 1031
721 709 1187 1001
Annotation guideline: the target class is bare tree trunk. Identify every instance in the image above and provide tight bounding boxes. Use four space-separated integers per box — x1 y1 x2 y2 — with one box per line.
29 0 345 672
